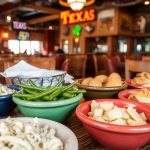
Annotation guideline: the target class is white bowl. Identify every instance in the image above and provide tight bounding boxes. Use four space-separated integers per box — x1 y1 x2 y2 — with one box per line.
0 117 78 150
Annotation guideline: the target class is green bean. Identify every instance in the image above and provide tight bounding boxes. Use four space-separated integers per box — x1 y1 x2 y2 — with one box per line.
28 79 37 87
24 89 37 95
55 78 64 87
42 95 50 101
62 92 76 98
68 89 86 94
13 93 33 98
27 86 58 101
62 82 76 92
49 88 62 101
16 83 46 92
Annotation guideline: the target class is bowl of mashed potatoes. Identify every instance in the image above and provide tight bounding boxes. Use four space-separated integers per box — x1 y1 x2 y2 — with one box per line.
0 117 78 150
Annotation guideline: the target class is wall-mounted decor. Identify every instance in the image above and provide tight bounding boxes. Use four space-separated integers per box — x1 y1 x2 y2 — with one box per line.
63 26 70 36
72 25 82 36
119 13 132 32
133 13 150 33
85 23 95 34
97 9 115 33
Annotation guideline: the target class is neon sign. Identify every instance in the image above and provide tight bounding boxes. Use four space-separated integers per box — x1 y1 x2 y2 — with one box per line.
61 9 96 25
13 21 27 30
72 25 82 36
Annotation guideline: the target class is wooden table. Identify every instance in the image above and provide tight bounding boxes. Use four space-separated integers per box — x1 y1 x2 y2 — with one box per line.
7 108 150 150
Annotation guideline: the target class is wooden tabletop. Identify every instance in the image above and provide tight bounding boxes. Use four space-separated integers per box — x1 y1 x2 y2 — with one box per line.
7 108 150 150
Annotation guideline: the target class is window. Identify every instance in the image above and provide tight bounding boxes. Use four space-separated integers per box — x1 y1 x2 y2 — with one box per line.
118 37 127 53
8 40 42 55
8 40 19 54
135 38 150 53
20 41 31 54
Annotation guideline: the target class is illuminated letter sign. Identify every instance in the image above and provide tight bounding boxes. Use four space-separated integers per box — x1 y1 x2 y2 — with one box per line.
61 9 96 25
13 21 27 30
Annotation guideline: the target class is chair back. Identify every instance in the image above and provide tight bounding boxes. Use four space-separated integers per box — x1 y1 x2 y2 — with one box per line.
61 58 70 72
66 55 87 79
28 57 56 70
125 59 150 79
55 55 66 70
142 56 150 61
93 54 107 76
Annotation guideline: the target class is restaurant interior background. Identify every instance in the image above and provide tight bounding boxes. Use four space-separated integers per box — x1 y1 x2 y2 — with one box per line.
0 0 150 81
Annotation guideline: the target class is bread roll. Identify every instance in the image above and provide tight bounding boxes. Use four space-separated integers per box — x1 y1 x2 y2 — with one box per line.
94 75 108 84
88 79 102 87
131 76 149 85
109 72 122 81
104 73 122 87
82 77 93 86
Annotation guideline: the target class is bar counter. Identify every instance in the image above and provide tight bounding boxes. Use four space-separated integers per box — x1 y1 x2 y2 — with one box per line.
7 108 150 150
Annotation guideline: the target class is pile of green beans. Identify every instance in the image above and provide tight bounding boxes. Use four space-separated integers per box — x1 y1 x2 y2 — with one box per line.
13 79 86 101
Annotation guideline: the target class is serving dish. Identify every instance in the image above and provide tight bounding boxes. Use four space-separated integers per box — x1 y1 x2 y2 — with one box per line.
76 99 150 150
0 85 19 116
0 117 78 150
77 79 127 100
118 89 150 106
126 79 150 89
13 93 83 122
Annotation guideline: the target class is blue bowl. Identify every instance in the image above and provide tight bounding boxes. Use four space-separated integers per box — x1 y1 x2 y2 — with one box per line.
0 85 19 116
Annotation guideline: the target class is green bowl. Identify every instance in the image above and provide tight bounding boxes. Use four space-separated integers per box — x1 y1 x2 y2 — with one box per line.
77 80 127 100
13 93 83 122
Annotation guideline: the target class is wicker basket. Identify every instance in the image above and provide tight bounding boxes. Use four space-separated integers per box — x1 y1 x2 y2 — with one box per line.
11 73 65 87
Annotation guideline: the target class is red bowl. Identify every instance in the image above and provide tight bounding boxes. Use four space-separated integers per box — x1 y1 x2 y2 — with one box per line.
118 89 150 106
126 79 150 89
76 99 150 150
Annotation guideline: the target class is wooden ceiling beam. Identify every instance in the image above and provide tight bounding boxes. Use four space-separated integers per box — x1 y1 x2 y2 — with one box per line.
19 4 60 14
27 14 60 24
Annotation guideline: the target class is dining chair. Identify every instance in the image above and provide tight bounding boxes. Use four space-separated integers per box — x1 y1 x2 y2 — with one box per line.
66 55 87 79
142 56 150 61
125 59 150 79
93 54 107 76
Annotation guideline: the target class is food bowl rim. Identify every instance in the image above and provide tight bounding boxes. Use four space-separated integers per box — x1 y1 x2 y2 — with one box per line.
77 79 127 91
76 99 150 134
13 93 83 107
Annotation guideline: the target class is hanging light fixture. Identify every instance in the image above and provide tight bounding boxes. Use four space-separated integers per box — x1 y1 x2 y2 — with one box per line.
59 0 95 11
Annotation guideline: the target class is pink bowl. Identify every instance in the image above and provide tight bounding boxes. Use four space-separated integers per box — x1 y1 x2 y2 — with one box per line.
76 99 150 150
126 79 150 89
118 89 150 106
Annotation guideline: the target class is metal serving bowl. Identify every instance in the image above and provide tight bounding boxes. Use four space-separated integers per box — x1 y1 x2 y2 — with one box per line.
76 79 127 100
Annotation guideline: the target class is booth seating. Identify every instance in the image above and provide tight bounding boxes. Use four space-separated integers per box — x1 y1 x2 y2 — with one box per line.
125 59 150 79
0 56 56 84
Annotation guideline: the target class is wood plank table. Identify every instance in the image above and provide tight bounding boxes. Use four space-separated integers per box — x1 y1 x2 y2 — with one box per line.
6 108 150 150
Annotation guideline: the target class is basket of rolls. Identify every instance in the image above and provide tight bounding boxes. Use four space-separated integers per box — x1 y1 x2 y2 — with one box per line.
76 72 127 100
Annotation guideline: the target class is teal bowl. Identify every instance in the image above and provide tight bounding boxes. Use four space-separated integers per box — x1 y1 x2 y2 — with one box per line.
13 93 83 122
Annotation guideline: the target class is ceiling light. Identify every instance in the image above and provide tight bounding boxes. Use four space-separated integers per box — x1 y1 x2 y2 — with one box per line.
6 15 11 22
144 0 150 5
48 26 53 30
59 0 95 11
